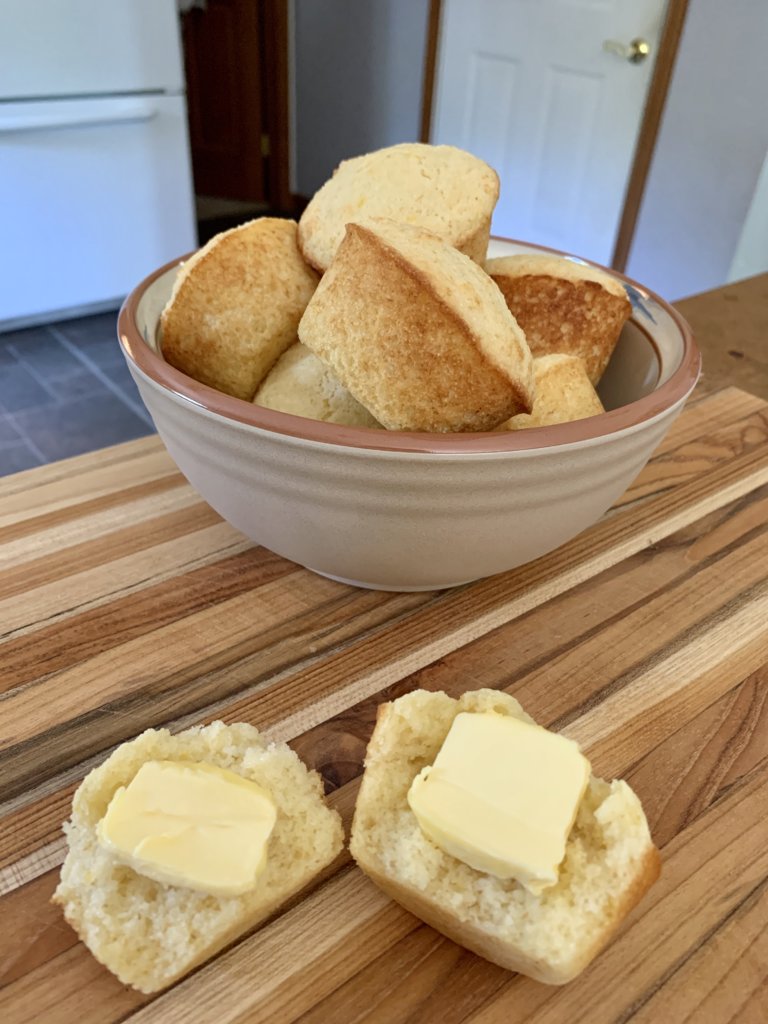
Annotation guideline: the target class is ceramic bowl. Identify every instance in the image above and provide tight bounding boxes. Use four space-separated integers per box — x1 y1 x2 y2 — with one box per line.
118 238 700 591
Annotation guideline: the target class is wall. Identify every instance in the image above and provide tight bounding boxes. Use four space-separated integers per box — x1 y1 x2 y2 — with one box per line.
290 0 430 197
729 147 768 283
626 0 768 300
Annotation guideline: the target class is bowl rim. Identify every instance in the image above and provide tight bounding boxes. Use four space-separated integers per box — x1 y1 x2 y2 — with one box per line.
117 236 701 455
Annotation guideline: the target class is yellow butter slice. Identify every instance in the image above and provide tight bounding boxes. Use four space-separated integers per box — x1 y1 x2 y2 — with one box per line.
407 712 590 892
97 760 277 896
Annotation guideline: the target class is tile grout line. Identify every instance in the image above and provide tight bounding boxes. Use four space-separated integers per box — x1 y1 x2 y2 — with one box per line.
10 436 47 468
0 401 49 467
0 411 24 446
5 333 79 405
0 340 52 454
47 324 155 427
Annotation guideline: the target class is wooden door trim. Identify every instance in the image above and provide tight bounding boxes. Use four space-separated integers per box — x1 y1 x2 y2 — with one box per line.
420 0 443 142
611 0 690 271
419 0 689 271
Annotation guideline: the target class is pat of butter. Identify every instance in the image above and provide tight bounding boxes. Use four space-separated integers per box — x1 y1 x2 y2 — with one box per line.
97 760 277 896
407 712 590 892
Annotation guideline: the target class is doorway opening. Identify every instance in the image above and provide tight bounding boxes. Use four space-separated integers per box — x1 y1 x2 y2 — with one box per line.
180 0 294 244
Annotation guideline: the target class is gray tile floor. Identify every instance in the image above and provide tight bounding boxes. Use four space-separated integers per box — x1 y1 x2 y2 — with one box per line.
0 312 155 476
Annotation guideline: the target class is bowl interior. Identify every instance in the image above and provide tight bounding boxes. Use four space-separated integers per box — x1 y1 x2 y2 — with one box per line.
125 237 696 453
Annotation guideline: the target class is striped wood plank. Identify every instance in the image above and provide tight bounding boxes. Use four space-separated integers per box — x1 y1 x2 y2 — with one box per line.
1 386 767 1023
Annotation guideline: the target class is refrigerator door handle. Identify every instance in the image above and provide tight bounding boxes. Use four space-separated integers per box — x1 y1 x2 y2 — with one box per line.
0 98 158 134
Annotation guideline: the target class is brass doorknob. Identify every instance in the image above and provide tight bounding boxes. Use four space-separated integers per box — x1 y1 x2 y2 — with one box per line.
603 37 651 64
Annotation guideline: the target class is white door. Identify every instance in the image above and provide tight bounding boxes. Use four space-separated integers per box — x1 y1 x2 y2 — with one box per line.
431 0 667 265
0 96 196 324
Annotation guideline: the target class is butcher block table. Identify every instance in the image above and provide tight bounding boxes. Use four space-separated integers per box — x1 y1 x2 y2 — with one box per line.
2 377 768 1021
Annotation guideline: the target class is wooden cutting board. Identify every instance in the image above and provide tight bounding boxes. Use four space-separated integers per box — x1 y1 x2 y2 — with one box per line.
1 385 767 1024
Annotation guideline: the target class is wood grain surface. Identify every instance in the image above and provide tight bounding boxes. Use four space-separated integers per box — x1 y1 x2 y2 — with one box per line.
1 385 767 1024
676 273 768 401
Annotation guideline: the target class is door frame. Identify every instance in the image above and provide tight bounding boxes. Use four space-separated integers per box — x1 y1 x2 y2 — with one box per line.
419 0 690 272
610 0 689 270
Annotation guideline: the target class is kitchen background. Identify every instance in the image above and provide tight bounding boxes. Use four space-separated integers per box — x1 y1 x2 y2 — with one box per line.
0 0 766 474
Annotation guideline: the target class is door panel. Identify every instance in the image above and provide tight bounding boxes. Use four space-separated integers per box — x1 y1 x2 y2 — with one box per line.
432 0 667 264
182 0 265 202
461 53 519 171
532 66 601 235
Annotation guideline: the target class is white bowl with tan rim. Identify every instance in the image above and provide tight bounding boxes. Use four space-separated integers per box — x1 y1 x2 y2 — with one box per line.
118 238 700 591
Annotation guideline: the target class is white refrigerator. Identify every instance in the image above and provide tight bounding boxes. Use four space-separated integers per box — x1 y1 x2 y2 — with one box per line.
0 0 197 328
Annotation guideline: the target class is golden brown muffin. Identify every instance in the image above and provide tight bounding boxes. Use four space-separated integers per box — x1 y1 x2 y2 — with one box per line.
350 689 660 985
161 218 319 400
499 353 604 430
254 342 381 428
298 218 534 433
487 254 631 384
53 722 344 993
298 143 499 272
